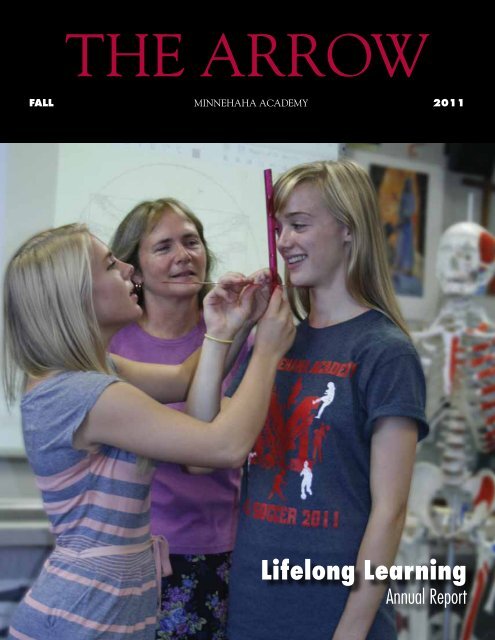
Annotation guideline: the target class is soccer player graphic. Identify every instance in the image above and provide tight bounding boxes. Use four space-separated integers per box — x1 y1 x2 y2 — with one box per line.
300 460 313 500
312 381 336 419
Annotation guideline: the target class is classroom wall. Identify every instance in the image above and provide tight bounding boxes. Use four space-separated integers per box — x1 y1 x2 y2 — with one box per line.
0 144 59 460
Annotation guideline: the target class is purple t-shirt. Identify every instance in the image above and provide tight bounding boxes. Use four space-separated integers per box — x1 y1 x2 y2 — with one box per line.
110 318 243 554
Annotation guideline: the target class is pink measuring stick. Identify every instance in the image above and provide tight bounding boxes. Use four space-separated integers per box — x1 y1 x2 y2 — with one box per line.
264 168 278 288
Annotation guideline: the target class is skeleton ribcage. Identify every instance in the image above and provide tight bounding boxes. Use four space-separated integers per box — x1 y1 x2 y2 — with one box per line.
414 325 495 486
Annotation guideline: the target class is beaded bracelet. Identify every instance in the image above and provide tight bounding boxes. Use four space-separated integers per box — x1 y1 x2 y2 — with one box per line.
204 333 234 345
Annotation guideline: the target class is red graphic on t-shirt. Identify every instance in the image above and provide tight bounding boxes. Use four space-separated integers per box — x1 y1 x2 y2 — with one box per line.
251 376 331 498
313 424 331 462
268 471 287 500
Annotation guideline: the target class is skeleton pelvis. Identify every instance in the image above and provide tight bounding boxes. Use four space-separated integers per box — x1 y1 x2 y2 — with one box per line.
408 462 495 538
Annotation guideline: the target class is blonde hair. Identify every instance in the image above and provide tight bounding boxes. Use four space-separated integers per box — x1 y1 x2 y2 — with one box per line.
110 197 216 306
274 159 410 336
3 223 111 404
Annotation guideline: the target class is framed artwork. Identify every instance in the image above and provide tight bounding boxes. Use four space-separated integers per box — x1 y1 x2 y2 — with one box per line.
369 163 428 297
350 151 445 324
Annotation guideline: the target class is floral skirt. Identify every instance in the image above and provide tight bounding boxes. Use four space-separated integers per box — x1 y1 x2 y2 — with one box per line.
156 552 232 640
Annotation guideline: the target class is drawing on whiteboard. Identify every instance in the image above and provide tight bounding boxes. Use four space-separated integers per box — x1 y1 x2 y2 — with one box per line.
75 162 266 276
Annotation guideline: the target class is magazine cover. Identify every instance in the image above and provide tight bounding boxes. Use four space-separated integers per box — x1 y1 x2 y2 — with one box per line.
1 14 495 640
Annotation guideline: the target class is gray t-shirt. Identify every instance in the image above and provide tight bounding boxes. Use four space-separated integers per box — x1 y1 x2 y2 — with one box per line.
226 310 428 640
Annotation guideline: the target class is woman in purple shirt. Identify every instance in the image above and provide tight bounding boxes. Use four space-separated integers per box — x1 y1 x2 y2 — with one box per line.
110 198 248 640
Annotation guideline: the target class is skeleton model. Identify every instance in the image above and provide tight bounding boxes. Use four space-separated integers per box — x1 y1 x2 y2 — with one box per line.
401 223 495 640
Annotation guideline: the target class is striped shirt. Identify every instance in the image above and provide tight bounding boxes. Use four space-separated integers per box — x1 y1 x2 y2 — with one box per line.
9 371 164 640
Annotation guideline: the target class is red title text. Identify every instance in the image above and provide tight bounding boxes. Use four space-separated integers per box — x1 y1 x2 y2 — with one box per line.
65 32 431 78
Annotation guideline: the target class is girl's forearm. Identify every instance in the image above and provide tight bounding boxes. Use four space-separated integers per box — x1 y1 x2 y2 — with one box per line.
224 322 253 375
186 338 230 421
212 348 279 466
332 506 407 640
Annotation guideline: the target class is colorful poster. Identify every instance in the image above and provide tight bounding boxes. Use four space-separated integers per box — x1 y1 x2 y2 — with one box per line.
370 164 428 296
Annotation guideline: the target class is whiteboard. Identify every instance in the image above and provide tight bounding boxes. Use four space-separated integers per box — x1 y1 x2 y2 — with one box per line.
54 143 340 276
1 142 340 456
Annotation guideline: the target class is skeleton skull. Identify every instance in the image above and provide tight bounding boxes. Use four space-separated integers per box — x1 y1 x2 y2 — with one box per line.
436 222 495 295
